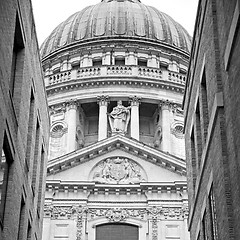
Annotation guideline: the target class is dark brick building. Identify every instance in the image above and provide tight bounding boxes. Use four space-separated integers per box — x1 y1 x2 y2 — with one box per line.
0 0 49 239
183 0 240 239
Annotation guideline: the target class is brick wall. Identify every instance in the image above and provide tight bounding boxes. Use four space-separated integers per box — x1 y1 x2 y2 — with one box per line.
0 0 49 239
183 0 240 239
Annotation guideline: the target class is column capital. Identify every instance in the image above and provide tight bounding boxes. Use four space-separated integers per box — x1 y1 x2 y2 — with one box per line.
66 99 79 110
97 95 109 106
129 96 141 106
159 99 173 110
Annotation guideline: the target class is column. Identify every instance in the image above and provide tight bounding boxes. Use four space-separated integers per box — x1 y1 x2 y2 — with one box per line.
160 100 172 153
129 96 141 141
66 100 78 153
97 95 109 141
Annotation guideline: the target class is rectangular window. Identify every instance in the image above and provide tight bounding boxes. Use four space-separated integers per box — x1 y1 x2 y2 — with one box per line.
202 211 207 240
200 69 209 143
32 121 40 193
209 187 218 239
138 59 147 67
115 58 125 65
0 133 13 227
190 131 197 193
25 91 35 171
27 221 32 240
190 130 197 191
93 59 102 66
37 147 45 214
17 197 26 240
195 101 202 171
10 12 25 101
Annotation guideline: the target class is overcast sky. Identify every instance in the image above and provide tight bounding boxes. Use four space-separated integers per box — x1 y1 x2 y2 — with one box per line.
32 0 198 46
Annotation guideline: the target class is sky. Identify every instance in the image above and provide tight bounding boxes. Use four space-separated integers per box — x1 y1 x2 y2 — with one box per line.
31 0 199 46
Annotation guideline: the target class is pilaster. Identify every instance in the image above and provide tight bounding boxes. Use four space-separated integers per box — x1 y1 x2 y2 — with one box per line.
160 100 172 153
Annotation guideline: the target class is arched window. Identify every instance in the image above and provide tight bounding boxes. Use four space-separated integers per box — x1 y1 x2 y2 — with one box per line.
96 223 138 240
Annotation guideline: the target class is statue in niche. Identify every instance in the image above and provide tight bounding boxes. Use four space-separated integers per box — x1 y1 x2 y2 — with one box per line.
92 157 146 184
108 100 131 135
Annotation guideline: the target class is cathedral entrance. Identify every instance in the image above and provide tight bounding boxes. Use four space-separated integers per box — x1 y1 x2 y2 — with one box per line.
96 223 139 240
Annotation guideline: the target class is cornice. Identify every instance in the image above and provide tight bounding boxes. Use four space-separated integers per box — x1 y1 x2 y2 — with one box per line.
47 135 186 176
46 78 185 96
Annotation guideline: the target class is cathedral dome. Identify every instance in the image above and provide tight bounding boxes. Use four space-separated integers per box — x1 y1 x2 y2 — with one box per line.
40 0 191 57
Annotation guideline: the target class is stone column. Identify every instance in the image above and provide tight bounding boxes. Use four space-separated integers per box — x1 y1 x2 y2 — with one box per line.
129 96 141 140
66 99 78 153
160 100 172 153
97 95 109 141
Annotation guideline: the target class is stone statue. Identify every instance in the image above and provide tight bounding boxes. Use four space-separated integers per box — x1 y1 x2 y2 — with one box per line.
108 100 131 135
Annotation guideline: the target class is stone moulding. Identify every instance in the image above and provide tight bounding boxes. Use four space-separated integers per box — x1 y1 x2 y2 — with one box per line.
46 135 186 176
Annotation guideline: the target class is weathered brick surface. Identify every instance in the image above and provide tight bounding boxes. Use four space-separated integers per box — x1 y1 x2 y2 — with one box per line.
184 0 240 239
0 0 49 239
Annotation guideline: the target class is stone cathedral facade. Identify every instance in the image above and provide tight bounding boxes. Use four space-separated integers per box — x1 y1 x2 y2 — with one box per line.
40 1 191 239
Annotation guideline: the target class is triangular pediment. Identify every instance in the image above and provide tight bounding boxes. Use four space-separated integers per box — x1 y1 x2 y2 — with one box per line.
47 135 186 179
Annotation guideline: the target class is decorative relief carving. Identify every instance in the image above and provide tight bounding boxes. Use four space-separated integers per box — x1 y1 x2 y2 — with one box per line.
171 122 184 139
152 219 158 240
49 103 67 116
90 157 147 184
76 206 88 240
44 204 189 240
89 208 146 222
43 205 77 219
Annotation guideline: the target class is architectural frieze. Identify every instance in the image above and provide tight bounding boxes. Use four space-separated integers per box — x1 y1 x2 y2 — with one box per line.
43 204 188 221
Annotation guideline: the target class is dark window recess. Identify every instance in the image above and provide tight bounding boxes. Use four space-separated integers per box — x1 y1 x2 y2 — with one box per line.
96 223 139 240
17 198 26 240
93 59 102 66
10 13 25 97
115 58 125 65
138 59 147 67
0 133 13 227
32 121 40 192
27 221 32 240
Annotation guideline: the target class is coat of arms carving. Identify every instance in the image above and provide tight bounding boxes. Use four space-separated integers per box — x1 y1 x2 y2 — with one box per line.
91 157 147 184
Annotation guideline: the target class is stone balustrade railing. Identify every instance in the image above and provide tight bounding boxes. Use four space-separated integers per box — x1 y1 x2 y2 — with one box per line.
46 65 185 86
107 66 132 75
77 66 101 78
138 67 162 79
49 70 71 85
168 72 186 85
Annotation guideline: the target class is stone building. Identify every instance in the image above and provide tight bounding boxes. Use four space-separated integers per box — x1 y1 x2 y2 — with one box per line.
0 0 49 240
41 0 191 239
183 0 240 239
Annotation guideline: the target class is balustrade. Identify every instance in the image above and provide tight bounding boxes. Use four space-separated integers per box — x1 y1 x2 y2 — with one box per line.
47 66 186 87
168 72 186 85
49 70 71 85
77 67 101 78
107 66 132 75
138 67 162 79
